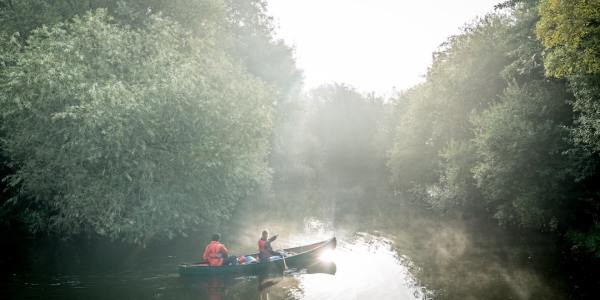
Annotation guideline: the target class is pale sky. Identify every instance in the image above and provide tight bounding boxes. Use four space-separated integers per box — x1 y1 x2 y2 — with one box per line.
267 0 501 95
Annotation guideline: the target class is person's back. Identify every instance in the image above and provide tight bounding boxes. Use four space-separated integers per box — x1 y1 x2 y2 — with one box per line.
203 234 228 266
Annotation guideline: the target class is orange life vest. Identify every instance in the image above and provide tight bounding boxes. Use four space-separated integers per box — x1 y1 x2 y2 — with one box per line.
203 241 227 266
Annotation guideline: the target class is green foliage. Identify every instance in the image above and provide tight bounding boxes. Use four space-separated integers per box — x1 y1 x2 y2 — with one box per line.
0 10 274 242
536 0 600 77
568 225 600 257
536 0 600 188
569 74 600 152
0 0 301 97
429 140 481 212
388 14 513 204
223 0 303 98
388 85 440 198
387 1 600 258
472 81 573 229
0 0 227 37
427 15 512 143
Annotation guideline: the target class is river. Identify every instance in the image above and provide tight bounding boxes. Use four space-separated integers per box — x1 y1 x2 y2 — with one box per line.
1 210 577 299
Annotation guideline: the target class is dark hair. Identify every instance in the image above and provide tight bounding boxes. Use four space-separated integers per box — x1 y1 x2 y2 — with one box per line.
212 233 221 241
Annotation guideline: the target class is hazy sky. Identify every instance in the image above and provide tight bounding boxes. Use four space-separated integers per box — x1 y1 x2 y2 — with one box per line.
267 0 501 95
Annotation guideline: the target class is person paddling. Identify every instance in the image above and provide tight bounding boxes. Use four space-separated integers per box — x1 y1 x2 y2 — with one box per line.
258 230 281 262
203 233 235 266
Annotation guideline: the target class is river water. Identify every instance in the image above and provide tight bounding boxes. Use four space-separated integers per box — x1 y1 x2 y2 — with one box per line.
1 212 575 300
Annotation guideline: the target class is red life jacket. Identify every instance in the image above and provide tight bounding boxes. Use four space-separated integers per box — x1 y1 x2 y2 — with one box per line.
203 241 227 266
258 239 270 260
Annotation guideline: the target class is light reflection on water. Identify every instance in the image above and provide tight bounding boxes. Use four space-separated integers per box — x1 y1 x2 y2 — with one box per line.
291 233 430 300
250 220 431 300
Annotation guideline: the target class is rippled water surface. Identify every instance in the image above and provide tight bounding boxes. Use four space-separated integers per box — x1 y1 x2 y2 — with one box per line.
2 216 571 300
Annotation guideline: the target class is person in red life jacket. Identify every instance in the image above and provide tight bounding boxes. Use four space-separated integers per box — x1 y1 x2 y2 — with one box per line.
203 233 234 266
258 230 280 262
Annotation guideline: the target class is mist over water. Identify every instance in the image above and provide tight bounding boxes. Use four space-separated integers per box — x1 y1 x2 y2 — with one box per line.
2 209 570 300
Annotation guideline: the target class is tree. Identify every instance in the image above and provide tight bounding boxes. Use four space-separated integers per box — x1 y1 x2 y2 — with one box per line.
269 84 391 217
0 10 274 242
0 0 301 98
472 81 574 229
388 14 513 206
536 0 600 177
536 0 600 77
569 74 600 152
388 84 440 200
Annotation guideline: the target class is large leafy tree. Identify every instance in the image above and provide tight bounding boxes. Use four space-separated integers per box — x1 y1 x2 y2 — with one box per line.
536 2 600 255
0 10 274 242
467 2 575 230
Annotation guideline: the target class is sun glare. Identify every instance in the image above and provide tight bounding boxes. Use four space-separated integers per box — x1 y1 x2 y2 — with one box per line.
318 249 336 262
267 0 500 94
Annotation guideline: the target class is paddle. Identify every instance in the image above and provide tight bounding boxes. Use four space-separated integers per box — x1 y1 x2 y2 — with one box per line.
280 250 288 270
272 233 288 270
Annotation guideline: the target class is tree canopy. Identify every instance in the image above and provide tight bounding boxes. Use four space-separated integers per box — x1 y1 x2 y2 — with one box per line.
0 1 298 243
536 0 600 77
387 1 600 257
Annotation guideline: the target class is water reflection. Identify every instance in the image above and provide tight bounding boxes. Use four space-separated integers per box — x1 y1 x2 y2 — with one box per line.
3 216 572 299
290 232 430 300
205 277 227 300
177 258 337 300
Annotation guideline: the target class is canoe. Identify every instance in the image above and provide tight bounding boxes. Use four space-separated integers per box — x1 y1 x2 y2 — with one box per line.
178 237 336 277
